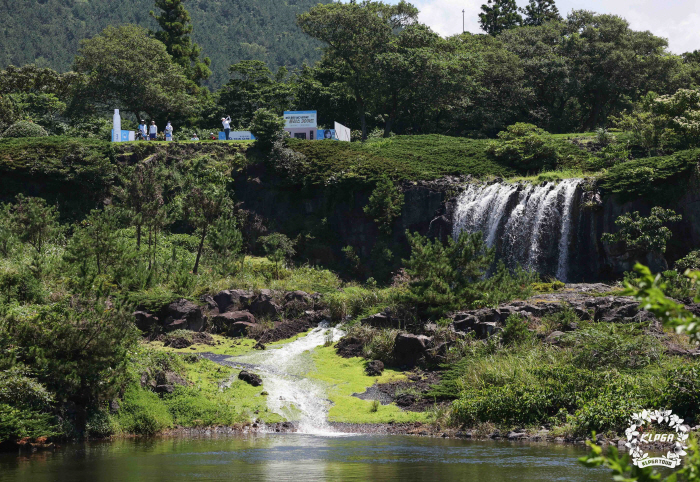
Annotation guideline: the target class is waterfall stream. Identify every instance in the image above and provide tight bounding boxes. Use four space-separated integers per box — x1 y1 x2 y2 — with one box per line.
230 325 345 435
453 179 583 282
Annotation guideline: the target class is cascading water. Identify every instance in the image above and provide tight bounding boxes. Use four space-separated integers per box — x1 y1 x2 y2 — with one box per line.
452 179 583 281
230 325 345 435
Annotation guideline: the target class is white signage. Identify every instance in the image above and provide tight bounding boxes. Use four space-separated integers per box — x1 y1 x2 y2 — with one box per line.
284 111 317 129
335 122 351 142
218 131 256 140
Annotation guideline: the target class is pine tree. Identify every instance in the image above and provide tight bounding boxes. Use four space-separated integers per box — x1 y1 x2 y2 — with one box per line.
150 0 211 87
479 0 522 35
521 0 561 26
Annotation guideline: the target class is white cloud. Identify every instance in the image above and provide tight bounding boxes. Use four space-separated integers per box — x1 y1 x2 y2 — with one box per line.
409 0 700 53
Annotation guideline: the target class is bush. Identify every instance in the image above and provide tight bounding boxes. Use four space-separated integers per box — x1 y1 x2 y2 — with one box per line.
486 123 560 172
564 325 662 370
676 250 700 272
249 108 285 150
2 120 48 138
114 386 172 435
501 314 531 345
662 365 700 424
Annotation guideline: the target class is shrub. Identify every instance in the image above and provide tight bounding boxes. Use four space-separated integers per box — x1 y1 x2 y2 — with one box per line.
601 207 682 258
249 108 285 150
486 123 560 172
114 386 173 435
662 365 700 424
676 250 700 272
2 120 48 138
564 326 662 370
363 177 404 235
571 388 643 437
500 314 531 345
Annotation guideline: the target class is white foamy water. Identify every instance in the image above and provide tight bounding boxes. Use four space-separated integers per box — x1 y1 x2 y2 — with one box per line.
453 179 583 282
231 326 345 435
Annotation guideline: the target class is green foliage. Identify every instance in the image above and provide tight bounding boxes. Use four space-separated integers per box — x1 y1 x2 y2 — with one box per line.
402 230 494 319
2 120 48 138
249 108 286 150
479 0 522 35
150 0 211 87
0 266 44 304
208 216 244 277
72 25 196 123
602 207 682 257
500 314 531 345
2 194 60 254
114 385 173 435
564 325 663 370
520 0 560 26
676 250 700 272
64 208 124 275
486 123 561 172
662 366 700 423
363 177 404 235
599 148 700 203
259 233 297 280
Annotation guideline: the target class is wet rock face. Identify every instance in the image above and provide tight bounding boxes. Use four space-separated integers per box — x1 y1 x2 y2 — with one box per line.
238 370 262 387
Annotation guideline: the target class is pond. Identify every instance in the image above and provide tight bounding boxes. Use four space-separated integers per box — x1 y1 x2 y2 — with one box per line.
0 433 612 481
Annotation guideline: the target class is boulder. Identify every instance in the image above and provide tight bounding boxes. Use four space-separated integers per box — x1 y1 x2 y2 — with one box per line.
336 336 364 358
507 431 529 440
365 360 385 376
239 370 262 387
155 385 174 394
361 312 393 329
545 331 566 345
212 310 256 334
213 289 254 313
249 293 281 319
395 393 416 407
284 290 311 304
474 308 501 323
133 311 158 332
162 299 206 332
229 321 256 337
394 333 431 365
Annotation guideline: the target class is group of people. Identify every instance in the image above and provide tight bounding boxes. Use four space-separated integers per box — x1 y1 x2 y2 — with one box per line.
135 115 235 142
138 120 174 141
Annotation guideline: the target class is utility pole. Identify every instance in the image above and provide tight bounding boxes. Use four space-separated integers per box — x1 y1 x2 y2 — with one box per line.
462 9 465 33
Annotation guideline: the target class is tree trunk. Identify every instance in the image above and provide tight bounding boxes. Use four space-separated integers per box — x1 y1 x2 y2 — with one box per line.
193 227 207 275
136 224 141 250
356 91 367 141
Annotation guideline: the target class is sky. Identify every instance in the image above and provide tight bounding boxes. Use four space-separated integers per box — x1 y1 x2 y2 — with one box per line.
409 0 700 54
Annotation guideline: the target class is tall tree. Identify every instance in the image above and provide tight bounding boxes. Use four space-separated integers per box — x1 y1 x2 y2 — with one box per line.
521 0 561 26
72 25 196 123
297 0 419 140
150 0 211 87
479 0 522 36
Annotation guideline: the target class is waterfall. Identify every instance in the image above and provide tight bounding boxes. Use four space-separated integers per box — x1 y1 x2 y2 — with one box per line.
231 325 345 435
453 179 582 282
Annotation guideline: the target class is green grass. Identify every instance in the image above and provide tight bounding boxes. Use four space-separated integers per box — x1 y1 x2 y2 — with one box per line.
308 345 429 424
288 135 516 183
145 335 258 356
287 134 594 185
599 148 700 203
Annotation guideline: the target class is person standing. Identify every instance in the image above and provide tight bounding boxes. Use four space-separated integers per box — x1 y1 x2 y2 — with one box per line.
165 121 173 141
221 116 231 140
138 120 148 140
149 121 158 140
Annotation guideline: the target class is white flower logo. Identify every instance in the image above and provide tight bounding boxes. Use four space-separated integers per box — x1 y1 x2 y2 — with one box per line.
625 409 689 468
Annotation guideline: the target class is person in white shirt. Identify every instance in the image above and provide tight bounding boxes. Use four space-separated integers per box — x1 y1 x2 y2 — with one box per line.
221 116 231 140
165 121 173 141
149 121 158 140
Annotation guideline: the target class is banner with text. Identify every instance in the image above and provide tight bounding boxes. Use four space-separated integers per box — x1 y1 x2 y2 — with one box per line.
284 111 317 129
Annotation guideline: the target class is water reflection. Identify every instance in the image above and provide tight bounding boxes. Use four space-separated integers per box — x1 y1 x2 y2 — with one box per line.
0 434 611 481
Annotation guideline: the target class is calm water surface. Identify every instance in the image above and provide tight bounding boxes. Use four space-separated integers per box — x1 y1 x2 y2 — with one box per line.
0 434 612 481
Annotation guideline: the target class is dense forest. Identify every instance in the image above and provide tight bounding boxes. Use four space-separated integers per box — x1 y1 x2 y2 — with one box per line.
0 0 326 88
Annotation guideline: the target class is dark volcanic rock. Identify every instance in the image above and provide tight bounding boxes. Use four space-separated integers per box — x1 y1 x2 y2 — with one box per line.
239 370 262 386
164 336 192 349
249 293 281 319
133 311 158 332
365 360 385 376
361 312 394 328
395 393 417 407
394 334 431 365
284 290 312 304
336 336 364 358
162 299 206 332
229 321 256 337
212 311 257 334
213 289 254 313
